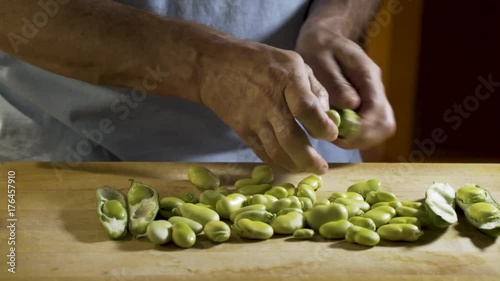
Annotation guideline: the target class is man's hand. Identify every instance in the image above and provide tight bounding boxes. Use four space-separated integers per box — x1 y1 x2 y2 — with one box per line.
200 42 339 173
296 0 396 150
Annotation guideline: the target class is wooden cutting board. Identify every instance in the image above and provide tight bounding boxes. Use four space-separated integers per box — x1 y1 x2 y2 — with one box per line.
0 162 499 281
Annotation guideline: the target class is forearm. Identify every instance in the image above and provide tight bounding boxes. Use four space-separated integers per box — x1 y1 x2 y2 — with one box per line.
0 0 242 103
301 0 381 42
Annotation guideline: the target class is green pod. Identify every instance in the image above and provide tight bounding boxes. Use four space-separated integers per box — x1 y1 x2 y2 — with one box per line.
159 197 185 219
345 225 380 246
250 194 278 209
180 192 198 204
280 183 296 196
296 184 317 204
235 178 261 188
328 191 364 202
304 203 349 231
251 165 274 183
298 197 314 211
348 217 376 231
187 166 220 191
229 204 266 222
365 191 398 206
363 206 396 228
277 208 304 217
237 184 272 196
199 190 226 208
456 185 500 237
326 109 341 127
146 220 173 245
232 219 274 240
293 228 315 239
172 222 196 248
96 186 128 240
204 221 231 243
314 199 331 207
337 108 361 140
127 180 159 238
168 216 203 235
345 205 365 218
370 201 402 210
396 206 430 227
268 197 302 214
271 212 305 234
216 193 247 219
173 203 220 226
319 220 352 239
347 179 381 199
390 217 421 229
334 198 370 212
377 224 423 242
424 182 458 228
401 201 423 209
234 210 275 224
456 185 488 204
298 174 323 191
265 186 289 199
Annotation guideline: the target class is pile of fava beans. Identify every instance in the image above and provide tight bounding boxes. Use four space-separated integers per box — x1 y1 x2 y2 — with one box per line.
96 165 500 248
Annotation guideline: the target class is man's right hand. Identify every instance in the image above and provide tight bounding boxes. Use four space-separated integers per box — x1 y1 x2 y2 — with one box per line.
199 42 338 174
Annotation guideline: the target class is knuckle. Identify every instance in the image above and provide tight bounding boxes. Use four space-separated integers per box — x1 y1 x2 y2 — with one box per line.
292 98 319 119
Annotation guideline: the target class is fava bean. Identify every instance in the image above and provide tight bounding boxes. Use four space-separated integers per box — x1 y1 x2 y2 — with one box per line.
238 184 272 196
457 185 487 204
199 190 226 208
271 212 305 234
297 184 317 204
268 197 302 214
365 191 398 206
159 197 185 219
216 193 247 219
103 199 127 220
456 185 500 237
389 217 421 229
298 197 313 211
293 228 315 239
363 206 396 228
370 201 402 210
234 210 275 224
204 221 231 243
265 186 289 199
172 222 196 248
168 216 203 235
229 204 266 222
305 203 348 231
377 224 423 242
146 220 173 245
334 198 370 212
280 183 296 196
319 220 352 239
277 208 304 217
232 219 274 240
251 165 274 183
180 192 198 204
348 217 376 231
314 199 331 207
96 187 128 240
235 178 261 188
216 186 231 196
345 205 365 218
337 109 361 140
188 166 220 191
173 203 220 226
345 225 380 246
396 206 430 227
250 194 278 209
328 191 364 202
326 109 341 127
298 175 323 191
401 201 423 209
347 179 381 199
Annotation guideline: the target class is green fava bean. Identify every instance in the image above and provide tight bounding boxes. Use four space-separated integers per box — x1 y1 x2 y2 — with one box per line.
168 216 203 234
265 186 289 199
234 210 275 224
365 191 398 206
235 178 261 188
280 183 296 196
377 224 423 242
298 197 314 211
297 184 317 204
180 192 198 204
457 185 487 204
424 182 458 228
271 212 305 234
146 220 173 245
195 203 216 211
467 202 500 224
334 198 370 212
277 208 304 216
293 228 315 239
328 191 364 202
319 220 352 239
188 166 220 191
363 206 396 228
396 206 430 227
347 179 381 199
251 165 274 183
232 219 274 240
401 201 423 209
172 222 196 248
337 108 361 140
345 205 365 218
96 187 128 240
268 197 302 214
204 221 231 243
390 217 421 229
314 199 331 207
127 180 159 238
237 184 272 196
199 190 226 208
174 203 220 226
326 109 341 127
159 197 185 219
250 194 278 209
345 225 380 246
216 186 231 196
456 185 500 237
216 193 247 219
305 203 349 231
348 217 376 231
298 174 323 191
371 201 402 210
229 204 266 222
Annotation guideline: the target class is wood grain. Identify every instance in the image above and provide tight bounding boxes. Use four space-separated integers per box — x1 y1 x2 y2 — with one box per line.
0 162 499 281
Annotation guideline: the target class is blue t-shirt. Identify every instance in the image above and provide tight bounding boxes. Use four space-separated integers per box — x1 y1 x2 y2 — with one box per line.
0 0 361 163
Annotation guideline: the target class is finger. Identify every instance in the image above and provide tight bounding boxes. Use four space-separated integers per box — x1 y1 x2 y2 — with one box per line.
269 112 328 174
256 125 298 172
240 133 273 164
304 52 360 110
304 64 329 111
284 71 338 142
